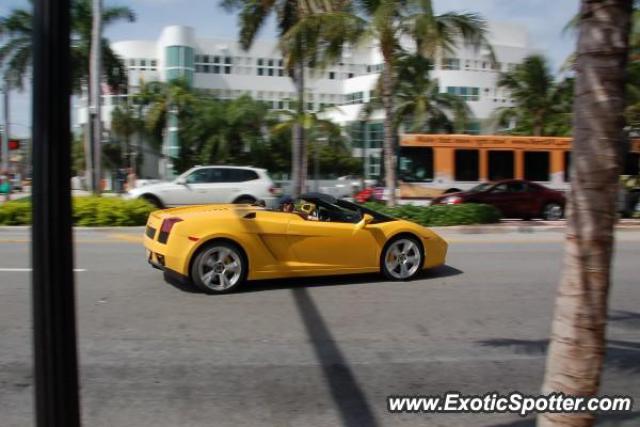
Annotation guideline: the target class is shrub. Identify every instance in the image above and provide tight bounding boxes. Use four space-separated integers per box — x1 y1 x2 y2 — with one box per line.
0 199 31 225
0 197 155 226
363 201 501 227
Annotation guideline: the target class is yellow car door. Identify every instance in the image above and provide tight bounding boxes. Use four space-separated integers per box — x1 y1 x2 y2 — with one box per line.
286 215 380 270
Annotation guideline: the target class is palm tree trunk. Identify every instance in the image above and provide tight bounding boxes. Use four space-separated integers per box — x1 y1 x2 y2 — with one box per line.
539 2 632 427
291 60 305 197
381 59 396 207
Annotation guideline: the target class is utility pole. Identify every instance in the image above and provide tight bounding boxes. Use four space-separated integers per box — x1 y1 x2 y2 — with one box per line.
32 0 81 424
1 78 9 173
89 0 102 194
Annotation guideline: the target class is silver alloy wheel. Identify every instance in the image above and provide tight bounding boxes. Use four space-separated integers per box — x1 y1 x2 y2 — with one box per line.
197 246 242 291
543 203 563 220
384 238 421 280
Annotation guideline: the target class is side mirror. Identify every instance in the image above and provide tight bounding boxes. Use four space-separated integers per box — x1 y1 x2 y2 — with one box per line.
175 177 187 185
356 213 374 229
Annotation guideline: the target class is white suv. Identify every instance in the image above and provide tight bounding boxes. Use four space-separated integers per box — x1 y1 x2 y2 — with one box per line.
127 166 278 208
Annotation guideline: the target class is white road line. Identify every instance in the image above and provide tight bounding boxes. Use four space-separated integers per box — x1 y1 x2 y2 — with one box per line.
0 268 87 272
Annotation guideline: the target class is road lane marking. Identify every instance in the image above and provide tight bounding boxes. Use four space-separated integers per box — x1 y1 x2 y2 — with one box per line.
0 268 87 272
109 233 144 243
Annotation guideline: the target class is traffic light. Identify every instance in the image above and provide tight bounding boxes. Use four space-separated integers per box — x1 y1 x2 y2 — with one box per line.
8 139 20 150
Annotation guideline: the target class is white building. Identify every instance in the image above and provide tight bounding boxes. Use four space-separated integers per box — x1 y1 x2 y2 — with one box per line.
78 23 534 179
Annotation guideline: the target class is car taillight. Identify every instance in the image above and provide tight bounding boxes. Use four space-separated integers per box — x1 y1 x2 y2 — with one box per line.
158 217 183 243
269 186 276 195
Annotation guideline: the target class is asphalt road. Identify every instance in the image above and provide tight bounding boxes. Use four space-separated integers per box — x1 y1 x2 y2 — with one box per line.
1 228 639 427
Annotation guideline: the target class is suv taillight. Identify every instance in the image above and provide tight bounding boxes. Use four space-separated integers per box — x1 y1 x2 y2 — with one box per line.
158 217 183 243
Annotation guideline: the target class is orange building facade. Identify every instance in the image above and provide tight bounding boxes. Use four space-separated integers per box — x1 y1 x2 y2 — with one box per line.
398 134 640 198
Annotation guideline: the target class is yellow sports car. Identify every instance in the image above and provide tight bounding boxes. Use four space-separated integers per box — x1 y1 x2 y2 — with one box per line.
144 193 448 293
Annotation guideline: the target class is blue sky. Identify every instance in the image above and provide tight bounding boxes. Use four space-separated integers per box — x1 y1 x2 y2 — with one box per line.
1 0 580 137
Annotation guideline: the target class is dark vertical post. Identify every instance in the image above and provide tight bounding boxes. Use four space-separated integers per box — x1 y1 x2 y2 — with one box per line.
31 0 81 426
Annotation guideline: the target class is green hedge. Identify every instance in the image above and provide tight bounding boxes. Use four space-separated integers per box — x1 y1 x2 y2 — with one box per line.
363 202 501 226
0 197 155 226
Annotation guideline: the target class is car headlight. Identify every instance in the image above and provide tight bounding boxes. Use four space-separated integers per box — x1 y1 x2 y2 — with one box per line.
444 196 463 205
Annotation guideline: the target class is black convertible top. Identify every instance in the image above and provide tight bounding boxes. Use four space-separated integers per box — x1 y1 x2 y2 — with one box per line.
298 192 395 223
298 192 337 204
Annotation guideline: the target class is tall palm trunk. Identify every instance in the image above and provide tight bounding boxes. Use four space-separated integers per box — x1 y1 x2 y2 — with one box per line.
381 59 396 207
291 60 305 197
539 2 632 427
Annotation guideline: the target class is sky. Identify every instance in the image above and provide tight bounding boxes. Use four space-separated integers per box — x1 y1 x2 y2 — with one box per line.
1 0 581 138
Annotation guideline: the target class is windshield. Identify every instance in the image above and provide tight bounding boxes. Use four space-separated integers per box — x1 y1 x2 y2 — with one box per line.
468 183 492 193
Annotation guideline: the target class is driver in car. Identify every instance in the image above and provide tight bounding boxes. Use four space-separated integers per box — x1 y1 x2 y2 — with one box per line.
298 201 319 221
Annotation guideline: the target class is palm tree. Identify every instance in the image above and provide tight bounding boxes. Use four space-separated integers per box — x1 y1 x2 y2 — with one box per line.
539 2 634 427
365 53 470 133
111 102 144 174
495 55 573 136
286 0 492 206
270 102 342 179
0 0 135 92
135 79 196 150
220 0 309 196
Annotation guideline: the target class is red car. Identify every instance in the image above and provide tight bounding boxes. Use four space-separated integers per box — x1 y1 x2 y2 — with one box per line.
431 179 566 220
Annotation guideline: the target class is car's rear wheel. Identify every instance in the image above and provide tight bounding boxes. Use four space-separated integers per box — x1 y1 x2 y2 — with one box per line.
191 242 247 294
542 203 564 220
141 194 164 209
233 196 256 204
381 236 423 281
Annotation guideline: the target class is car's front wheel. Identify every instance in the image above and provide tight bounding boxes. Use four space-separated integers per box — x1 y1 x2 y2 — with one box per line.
191 242 247 294
381 236 424 281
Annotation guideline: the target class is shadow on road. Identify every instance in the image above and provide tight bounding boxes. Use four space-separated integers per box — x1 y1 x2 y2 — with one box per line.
162 264 463 295
237 264 464 294
487 411 640 427
477 334 640 374
290 287 379 427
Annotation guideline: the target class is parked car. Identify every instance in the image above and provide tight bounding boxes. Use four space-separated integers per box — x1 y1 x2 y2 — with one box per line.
431 179 566 220
126 166 278 208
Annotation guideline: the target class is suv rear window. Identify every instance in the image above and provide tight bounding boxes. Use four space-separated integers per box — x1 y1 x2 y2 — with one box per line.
224 169 259 182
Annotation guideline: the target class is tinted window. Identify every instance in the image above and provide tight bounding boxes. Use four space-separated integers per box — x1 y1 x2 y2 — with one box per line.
491 183 508 193
455 150 479 181
488 151 514 180
624 153 639 175
224 169 259 182
186 169 216 183
524 151 550 181
507 181 527 192
399 147 434 182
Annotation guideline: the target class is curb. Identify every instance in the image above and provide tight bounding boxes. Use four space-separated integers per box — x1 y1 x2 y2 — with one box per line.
0 226 146 232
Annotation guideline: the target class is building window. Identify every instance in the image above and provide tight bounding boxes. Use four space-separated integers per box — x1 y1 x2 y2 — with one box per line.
399 147 434 182
345 91 364 105
329 71 336 80
455 150 479 181
446 86 480 102
257 57 283 77
348 73 354 78
488 151 515 180
524 151 550 181
442 58 460 70
368 123 383 148
129 58 136 67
